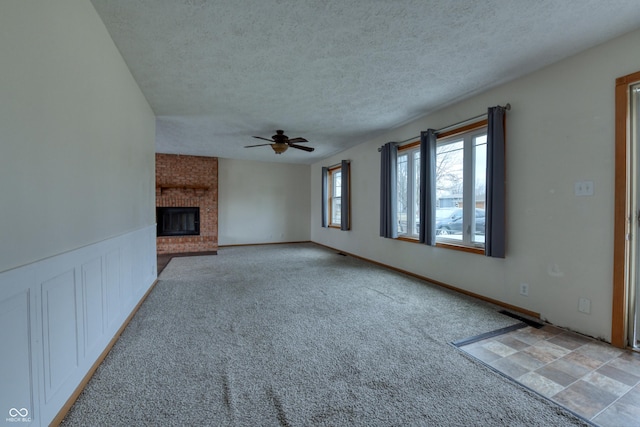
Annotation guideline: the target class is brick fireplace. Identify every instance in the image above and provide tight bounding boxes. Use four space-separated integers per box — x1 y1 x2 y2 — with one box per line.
155 153 218 255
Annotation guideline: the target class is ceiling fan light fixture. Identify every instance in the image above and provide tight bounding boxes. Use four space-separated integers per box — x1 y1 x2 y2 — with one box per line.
247 130 312 154
271 143 288 154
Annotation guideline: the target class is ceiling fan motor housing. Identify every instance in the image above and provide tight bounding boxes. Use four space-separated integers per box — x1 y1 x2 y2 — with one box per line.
272 130 287 143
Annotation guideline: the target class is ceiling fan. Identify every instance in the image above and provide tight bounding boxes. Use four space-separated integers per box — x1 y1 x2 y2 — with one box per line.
245 130 314 154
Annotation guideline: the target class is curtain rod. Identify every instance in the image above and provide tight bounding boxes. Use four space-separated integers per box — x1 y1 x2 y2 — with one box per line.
326 159 349 169
378 103 510 150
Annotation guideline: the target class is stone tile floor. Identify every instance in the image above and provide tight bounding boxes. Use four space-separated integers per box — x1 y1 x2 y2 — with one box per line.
459 325 640 426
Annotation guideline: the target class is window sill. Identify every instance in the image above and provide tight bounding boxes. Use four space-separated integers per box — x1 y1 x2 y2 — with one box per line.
397 236 419 243
436 241 484 255
395 235 485 255
328 225 341 229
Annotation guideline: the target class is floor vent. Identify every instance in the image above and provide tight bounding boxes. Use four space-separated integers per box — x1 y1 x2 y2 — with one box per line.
498 310 544 329
452 323 527 347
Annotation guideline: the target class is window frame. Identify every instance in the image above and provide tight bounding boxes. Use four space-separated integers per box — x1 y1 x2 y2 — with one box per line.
435 120 487 252
396 141 421 240
328 165 342 228
393 120 489 254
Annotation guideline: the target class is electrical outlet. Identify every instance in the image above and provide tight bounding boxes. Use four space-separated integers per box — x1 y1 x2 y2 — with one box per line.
578 298 591 314
575 180 594 196
519 283 529 296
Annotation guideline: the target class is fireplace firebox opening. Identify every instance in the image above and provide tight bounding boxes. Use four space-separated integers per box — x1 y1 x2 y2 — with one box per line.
156 207 200 236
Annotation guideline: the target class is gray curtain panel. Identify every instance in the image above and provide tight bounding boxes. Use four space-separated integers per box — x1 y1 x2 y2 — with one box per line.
485 106 506 258
419 129 437 245
321 166 328 228
379 142 398 238
340 160 350 231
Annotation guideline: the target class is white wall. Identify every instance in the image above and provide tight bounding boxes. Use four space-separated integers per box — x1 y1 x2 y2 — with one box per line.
0 0 156 273
312 28 640 342
0 2 157 426
218 158 310 245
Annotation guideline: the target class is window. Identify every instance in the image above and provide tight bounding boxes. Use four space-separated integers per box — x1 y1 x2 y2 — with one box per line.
323 160 350 230
397 143 420 237
382 105 504 253
435 123 487 247
394 121 487 248
328 166 342 227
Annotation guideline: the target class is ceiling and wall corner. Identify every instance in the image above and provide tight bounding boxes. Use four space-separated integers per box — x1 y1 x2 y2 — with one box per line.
89 0 640 164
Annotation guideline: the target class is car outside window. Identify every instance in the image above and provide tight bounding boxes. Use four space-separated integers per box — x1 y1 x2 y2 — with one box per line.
435 124 487 247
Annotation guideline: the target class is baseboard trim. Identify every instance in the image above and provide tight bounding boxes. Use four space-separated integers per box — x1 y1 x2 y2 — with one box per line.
50 278 160 426
157 251 218 256
312 242 540 320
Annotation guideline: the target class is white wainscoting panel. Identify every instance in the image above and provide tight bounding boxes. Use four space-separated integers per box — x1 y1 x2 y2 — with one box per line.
105 249 121 332
81 257 104 358
41 269 79 404
0 287 35 425
0 225 156 426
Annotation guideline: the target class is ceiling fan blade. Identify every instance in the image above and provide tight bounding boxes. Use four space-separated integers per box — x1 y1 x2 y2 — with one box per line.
244 143 272 148
253 136 275 142
289 143 315 152
288 137 308 143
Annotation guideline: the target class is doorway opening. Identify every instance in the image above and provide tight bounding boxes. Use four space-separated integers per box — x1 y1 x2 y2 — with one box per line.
613 70 640 349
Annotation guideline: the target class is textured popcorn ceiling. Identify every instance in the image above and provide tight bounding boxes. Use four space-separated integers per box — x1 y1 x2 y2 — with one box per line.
91 0 640 164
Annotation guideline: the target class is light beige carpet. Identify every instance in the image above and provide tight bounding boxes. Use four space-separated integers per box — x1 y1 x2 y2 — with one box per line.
62 243 587 426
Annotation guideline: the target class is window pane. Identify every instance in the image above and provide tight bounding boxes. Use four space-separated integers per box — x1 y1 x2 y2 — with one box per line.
332 197 341 224
331 170 341 225
397 154 408 234
473 135 487 243
333 171 341 195
436 140 464 241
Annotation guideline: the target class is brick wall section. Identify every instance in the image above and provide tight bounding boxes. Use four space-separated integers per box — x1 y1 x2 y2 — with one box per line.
155 153 218 254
